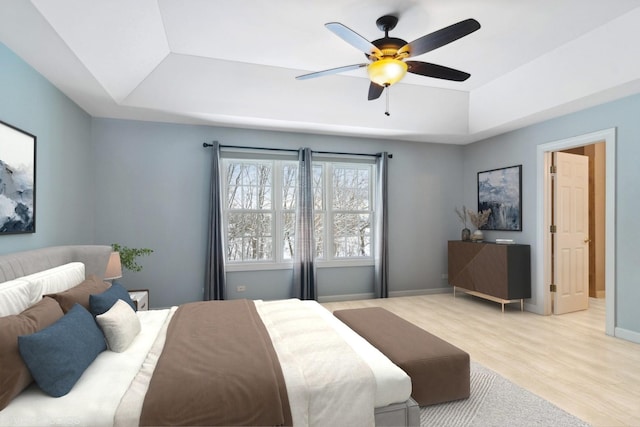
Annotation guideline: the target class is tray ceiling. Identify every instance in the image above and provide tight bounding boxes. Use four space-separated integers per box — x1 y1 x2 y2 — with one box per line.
1 0 640 144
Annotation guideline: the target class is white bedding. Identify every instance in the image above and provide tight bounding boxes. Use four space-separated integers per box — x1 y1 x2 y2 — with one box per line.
256 298 400 426
0 262 85 317
0 310 170 427
21 262 85 296
1 299 411 426
257 299 411 409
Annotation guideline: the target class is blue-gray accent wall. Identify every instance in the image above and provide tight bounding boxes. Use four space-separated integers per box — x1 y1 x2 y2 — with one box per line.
0 43 95 254
462 94 640 340
91 118 463 307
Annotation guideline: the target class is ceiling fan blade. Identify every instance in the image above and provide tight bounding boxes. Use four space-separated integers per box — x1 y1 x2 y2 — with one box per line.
406 61 470 81
326 22 383 58
368 82 384 101
398 18 480 58
296 63 368 80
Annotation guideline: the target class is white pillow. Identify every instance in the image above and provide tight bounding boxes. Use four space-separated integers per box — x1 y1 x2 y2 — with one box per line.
22 262 85 296
96 299 141 352
0 279 42 316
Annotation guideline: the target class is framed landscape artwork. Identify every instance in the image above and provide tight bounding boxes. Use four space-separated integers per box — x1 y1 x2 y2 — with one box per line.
0 120 36 234
477 165 522 231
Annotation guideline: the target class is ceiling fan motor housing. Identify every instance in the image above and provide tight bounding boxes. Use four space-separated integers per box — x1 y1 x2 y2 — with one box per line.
368 37 408 59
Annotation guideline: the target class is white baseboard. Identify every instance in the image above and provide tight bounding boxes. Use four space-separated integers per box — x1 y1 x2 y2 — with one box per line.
318 288 452 303
615 326 640 345
389 287 452 297
318 293 375 303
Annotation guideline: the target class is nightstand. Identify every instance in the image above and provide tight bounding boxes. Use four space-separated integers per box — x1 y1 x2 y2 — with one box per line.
128 289 149 311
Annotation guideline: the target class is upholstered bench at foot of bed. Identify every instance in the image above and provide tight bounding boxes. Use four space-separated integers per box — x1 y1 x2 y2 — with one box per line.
333 307 470 406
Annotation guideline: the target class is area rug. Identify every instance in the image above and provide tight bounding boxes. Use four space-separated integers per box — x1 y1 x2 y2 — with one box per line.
420 362 590 427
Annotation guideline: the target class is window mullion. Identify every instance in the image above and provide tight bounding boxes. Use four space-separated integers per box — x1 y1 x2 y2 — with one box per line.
325 163 334 262
370 164 376 253
273 161 282 264
222 162 229 260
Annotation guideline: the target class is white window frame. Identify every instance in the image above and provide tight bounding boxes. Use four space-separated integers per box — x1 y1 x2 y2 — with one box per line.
320 161 375 268
222 153 375 272
222 156 279 271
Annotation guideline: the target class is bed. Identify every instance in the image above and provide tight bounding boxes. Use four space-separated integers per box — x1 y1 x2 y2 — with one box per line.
0 245 419 426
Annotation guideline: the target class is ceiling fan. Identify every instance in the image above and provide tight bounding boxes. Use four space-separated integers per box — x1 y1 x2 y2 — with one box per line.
296 15 481 112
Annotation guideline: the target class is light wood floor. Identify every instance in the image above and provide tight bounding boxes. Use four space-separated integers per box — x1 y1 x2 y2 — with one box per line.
322 293 640 427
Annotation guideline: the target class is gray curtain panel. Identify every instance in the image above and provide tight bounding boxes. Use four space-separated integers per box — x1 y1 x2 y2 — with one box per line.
204 141 227 300
374 152 389 298
293 147 317 300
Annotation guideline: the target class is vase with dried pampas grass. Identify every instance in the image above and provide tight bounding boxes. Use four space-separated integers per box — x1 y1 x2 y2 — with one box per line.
467 209 491 242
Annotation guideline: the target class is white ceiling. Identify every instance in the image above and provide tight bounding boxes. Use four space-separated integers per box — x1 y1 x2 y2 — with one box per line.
1 0 640 144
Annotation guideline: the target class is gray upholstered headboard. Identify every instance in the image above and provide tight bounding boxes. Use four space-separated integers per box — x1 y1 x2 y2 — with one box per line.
0 245 112 283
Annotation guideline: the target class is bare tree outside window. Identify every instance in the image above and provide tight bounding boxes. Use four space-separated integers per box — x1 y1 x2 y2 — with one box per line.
223 157 373 265
332 165 371 258
282 162 297 260
225 161 273 261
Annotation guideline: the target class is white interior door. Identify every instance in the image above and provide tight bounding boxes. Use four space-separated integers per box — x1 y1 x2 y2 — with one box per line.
554 152 589 314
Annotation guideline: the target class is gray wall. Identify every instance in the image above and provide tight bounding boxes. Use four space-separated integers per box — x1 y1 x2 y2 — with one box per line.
91 119 463 308
0 43 95 255
462 93 640 339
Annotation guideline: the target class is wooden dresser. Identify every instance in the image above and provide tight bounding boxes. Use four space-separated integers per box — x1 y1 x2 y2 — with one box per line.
447 240 531 311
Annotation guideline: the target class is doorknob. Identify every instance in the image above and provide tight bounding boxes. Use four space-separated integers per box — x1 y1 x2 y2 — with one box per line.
584 238 592 243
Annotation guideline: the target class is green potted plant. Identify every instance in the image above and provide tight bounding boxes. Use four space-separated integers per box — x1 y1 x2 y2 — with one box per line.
111 243 154 272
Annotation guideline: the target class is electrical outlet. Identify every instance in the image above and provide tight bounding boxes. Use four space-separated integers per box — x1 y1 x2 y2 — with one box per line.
441 273 448 279
236 285 246 292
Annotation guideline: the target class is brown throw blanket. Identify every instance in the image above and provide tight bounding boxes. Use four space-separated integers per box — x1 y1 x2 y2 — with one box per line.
139 300 292 426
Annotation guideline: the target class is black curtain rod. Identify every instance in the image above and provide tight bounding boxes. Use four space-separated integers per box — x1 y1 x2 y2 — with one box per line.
202 142 392 158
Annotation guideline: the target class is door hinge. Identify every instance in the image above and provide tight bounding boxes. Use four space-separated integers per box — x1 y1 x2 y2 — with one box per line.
550 225 557 233
550 284 557 292
550 165 557 174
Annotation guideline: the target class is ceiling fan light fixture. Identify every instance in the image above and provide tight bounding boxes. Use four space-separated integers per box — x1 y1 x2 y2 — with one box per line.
367 58 407 86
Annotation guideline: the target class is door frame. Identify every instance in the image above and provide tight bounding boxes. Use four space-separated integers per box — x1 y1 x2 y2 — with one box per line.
536 128 616 335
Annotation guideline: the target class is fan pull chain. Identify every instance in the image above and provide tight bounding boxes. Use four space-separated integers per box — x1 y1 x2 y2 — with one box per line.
385 84 390 116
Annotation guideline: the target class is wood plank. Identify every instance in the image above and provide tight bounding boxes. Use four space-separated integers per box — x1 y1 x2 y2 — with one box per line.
323 294 640 426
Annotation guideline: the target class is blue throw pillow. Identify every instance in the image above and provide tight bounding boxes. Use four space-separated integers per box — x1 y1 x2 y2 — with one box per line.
18 304 107 397
89 281 136 316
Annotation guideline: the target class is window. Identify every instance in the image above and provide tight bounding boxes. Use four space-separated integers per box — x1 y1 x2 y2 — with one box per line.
223 156 374 267
331 165 372 258
225 160 273 261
